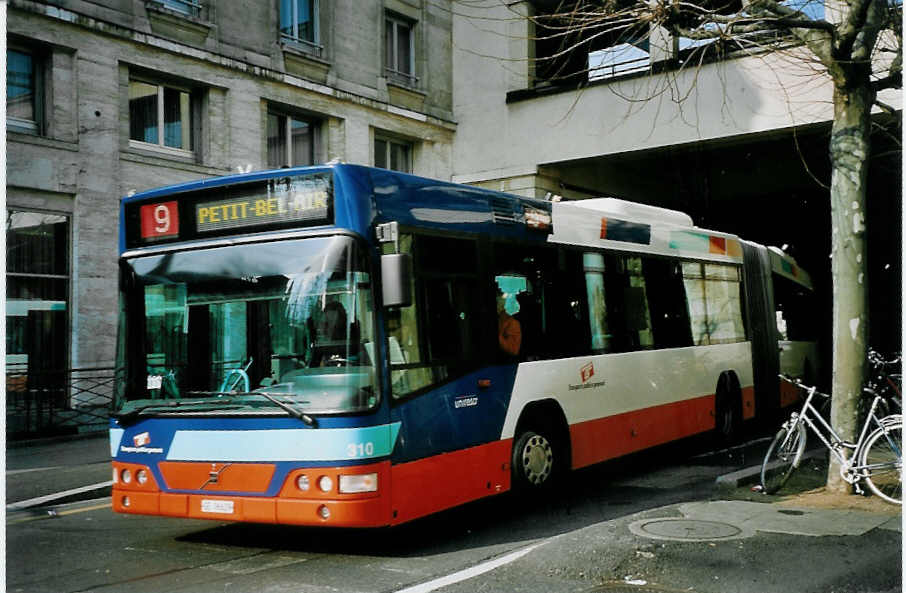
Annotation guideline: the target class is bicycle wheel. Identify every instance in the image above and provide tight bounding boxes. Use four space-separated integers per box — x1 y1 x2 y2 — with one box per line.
761 422 807 494
859 422 902 504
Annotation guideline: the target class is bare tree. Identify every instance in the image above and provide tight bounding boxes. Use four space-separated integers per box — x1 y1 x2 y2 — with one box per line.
515 0 900 492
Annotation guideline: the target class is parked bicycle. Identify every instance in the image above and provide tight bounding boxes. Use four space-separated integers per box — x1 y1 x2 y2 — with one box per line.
760 374 902 504
867 349 902 413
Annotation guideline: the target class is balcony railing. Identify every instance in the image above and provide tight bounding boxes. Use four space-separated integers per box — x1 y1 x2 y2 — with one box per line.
146 0 204 19
281 34 325 59
385 67 419 89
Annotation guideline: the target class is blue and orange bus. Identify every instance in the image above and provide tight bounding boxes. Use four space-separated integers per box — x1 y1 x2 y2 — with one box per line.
111 164 818 526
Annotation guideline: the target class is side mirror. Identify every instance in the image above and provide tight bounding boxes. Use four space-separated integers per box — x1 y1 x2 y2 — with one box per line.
381 253 412 308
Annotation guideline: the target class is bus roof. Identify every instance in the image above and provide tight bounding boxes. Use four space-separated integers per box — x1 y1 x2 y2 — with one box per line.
767 246 814 289
548 198 744 264
120 164 556 253
122 165 763 267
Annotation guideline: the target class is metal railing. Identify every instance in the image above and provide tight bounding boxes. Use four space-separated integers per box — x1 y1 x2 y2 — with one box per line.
6 366 117 439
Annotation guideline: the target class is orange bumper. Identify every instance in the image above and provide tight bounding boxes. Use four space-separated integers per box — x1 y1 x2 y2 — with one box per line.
111 460 393 528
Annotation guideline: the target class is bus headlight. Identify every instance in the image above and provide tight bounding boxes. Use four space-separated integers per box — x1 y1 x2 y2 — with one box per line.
339 473 378 493
136 469 149 485
296 474 310 492
318 476 333 492
121 469 132 484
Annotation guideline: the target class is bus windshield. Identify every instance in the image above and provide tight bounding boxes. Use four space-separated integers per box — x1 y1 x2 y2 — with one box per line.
115 235 378 416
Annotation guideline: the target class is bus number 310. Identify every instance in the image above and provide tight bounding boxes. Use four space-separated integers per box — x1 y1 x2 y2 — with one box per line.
347 442 375 458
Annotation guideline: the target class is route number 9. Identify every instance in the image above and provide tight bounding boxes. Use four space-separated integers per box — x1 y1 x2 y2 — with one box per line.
140 201 179 240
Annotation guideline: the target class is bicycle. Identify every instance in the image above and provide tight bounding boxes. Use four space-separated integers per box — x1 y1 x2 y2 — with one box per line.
760 374 903 504
867 349 902 413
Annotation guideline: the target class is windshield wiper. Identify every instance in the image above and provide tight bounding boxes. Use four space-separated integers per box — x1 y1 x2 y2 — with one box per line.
114 398 244 425
253 391 317 427
186 391 317 427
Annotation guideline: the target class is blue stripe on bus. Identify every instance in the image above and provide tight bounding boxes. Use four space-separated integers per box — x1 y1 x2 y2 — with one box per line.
390 365 518 464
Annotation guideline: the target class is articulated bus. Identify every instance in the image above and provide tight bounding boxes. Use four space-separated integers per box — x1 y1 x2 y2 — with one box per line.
111 164 818 527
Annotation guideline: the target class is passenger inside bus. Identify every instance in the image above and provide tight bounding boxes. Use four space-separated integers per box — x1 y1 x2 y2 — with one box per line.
496 287 522 357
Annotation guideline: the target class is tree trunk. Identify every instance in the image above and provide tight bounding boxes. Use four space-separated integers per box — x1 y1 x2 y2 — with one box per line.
826 82 873 493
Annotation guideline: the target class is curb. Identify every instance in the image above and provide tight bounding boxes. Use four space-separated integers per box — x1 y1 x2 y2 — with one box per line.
714 449 828 490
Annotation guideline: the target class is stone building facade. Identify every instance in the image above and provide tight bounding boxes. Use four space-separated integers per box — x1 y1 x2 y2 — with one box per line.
6 0 455 375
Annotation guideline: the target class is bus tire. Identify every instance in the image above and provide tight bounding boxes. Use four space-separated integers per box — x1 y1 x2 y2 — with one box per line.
715 372 742 443
512 429 558 490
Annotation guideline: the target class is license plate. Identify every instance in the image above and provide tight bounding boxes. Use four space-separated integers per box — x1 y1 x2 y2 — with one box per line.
201 499 234 514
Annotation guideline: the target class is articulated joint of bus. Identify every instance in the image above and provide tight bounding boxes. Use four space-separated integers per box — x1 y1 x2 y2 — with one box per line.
111 460 392 527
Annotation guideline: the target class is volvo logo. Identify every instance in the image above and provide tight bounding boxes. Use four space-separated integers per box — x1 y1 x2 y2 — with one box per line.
200 463 232 490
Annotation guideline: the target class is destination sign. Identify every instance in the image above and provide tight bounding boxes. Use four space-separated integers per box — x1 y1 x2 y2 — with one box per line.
196 174 331 233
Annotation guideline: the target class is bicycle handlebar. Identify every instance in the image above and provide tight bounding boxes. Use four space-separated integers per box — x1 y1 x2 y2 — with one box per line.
778 374 829 398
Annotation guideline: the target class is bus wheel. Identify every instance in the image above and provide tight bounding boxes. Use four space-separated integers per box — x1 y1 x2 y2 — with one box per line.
512 430 556 489
715 372 741 443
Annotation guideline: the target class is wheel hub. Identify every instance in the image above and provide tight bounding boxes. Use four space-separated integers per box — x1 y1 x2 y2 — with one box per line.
522 435 553 484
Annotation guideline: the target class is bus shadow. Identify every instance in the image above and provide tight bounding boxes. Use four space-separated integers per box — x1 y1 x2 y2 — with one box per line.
176 433 764 558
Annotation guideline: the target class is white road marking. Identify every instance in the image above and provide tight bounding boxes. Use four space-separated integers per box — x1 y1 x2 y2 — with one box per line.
393 541 546 593
6 481 113 511
6 466 63 475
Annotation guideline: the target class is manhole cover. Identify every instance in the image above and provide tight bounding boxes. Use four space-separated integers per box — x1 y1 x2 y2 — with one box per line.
628 518 754 542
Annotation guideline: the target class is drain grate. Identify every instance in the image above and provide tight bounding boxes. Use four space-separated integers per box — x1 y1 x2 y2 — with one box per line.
628 518 754 542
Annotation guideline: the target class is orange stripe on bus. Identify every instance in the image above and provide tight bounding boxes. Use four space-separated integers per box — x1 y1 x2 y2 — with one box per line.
742 385 756 420
569 394 716 469
390 440 512 525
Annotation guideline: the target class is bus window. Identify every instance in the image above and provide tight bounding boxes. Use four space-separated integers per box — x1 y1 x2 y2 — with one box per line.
494 273 527 358
596 254 655 352
548 248 589 358
583 252 612 353
682 262 746 345
643 258 693 349
383 234 479 399
120 235 379 414
772 274 817 341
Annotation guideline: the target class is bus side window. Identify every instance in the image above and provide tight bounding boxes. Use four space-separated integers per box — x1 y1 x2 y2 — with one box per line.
583 252 611 353
643 258 693 349
383 234 479 399
772 274 817 342
682 262 747 345
598 255 654 352
546 248 589 358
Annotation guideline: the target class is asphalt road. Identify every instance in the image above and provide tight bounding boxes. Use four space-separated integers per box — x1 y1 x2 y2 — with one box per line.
5 434 902 593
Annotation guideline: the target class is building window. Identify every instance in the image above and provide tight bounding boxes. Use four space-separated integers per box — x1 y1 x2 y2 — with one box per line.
267 111 319 168
129 79 194 152
6 210 70 372
147 0 203 17
374 135 412 173
589 42 650 81
385 14 417 87
280 0 321 55
7 48 41 134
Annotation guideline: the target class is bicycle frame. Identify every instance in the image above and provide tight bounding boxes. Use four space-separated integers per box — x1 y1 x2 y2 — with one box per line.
785 383 898 486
